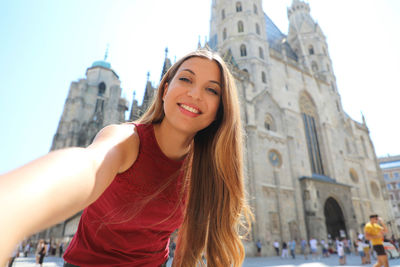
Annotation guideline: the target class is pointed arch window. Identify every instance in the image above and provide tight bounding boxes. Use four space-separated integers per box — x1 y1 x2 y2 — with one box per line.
300 93 325 175
308 45 314 55
240 44 247 57
256 23 260 35
98 82 106 96
326 64 330 72
253 4 258 14
236 2 242 12
238 21 244 33
223 28 227 40
261 71 266 83
221 9 225 20
264 114 275 131
259 47 264 59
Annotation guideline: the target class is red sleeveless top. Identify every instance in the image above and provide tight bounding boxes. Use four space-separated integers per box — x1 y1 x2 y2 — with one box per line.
64 124 186 266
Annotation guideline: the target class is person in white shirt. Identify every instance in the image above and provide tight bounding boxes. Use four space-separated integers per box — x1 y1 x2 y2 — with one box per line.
357 238 366 264
337 241 346 265
309 238 318 259
273 240 280 256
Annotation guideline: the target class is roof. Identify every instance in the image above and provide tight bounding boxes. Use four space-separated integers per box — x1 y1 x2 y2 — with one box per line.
264 13 298 61
91 60 111 69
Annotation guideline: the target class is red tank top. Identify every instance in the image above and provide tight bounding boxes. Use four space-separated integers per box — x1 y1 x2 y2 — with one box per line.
64 124 186 266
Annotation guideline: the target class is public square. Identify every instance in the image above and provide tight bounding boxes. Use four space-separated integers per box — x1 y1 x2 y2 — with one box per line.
10 254 400 267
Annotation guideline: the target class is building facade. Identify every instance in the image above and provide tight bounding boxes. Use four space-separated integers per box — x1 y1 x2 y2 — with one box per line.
379 155 400 233
208 0 395 255
38 0 395 256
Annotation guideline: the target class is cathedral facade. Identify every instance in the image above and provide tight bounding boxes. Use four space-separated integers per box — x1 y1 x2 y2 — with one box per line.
40 0 395 256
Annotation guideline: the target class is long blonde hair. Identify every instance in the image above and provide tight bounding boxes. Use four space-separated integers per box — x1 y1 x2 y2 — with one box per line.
138 50 252 267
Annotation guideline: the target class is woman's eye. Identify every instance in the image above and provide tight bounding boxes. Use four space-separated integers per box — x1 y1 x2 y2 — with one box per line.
179 77 191 83
207 88 219 95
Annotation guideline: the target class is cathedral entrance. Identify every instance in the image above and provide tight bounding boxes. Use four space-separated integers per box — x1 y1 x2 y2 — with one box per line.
324 197 347 239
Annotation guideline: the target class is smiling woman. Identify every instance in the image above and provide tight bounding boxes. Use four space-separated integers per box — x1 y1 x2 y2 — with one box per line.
0 49 253 267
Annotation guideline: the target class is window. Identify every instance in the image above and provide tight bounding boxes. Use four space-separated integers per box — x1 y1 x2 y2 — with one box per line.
323 47 327 55
253 4 258 14
236 2 242 12
384 174 390 180
390 194 394 200
98 82 106 96
397 182 400 188
261 71 266 83
223 28 227 40
393 183 397 189
240 44 247 57
395 172 400 178
238 21 244 33
308 45 314 55
256 23 260 35
259 47 264 59
300 93 324 175
221 9 225 20
264 114 275 131
388 184 392 190
326 64 330 72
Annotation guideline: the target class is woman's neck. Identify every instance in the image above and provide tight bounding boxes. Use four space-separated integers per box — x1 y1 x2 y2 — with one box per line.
153 122 193 161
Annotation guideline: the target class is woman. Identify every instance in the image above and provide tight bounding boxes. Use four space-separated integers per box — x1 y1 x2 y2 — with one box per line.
36 240 46 267
0 50 252 266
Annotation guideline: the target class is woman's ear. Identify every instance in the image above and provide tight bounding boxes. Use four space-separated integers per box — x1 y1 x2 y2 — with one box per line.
162 82 168 101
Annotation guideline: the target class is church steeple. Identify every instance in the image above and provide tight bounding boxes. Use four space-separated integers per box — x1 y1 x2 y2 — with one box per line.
209 0 270 95
287 0 337 91
160 47 172 81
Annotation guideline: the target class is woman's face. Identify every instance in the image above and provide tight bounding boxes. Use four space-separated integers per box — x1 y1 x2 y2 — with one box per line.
162 57 222 136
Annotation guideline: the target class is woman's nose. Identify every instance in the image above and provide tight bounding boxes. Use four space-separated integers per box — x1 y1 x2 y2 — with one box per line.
187 85 202 100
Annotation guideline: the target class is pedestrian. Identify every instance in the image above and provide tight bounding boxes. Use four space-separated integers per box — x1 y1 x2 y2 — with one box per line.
36 239 46 267
300 239 308 259
289 240 296 259
364 240 371 264
58 242 64 257
309 237 318 259
357 238 366 264
23 242 30 257
256 240 262 256
0 50 253 267
273 240 280 256
364 214 389 267
337 240 346 265
281 241 289 258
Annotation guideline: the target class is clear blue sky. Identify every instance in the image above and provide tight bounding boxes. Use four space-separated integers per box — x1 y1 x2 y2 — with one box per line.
0 0 399 174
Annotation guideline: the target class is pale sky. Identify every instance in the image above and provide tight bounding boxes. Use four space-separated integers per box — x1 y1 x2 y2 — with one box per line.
0 0 399 174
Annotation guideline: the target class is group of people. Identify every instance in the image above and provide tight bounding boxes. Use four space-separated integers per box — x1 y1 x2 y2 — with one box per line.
253 214 390 267
5 239 66 267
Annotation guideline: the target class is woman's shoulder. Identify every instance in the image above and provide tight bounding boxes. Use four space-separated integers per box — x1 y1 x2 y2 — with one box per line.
94 123 140 173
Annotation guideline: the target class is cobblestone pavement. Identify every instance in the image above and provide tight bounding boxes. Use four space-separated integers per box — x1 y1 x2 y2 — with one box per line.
10 254 400 266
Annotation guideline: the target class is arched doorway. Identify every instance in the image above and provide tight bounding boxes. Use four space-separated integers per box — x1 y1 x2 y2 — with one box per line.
324 197 347 239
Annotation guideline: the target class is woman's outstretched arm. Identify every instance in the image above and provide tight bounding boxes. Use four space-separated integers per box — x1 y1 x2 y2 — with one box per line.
0 124 139 264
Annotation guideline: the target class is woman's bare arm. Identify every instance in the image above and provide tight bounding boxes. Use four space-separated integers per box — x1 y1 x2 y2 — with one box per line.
0 124 139 264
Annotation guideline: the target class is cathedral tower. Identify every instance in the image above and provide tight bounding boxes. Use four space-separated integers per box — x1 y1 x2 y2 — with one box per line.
287 0 338 92
209 0 270 95
51 59 128 150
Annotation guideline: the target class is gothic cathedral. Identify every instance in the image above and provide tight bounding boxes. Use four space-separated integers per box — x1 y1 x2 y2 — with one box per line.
43 0 394 256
